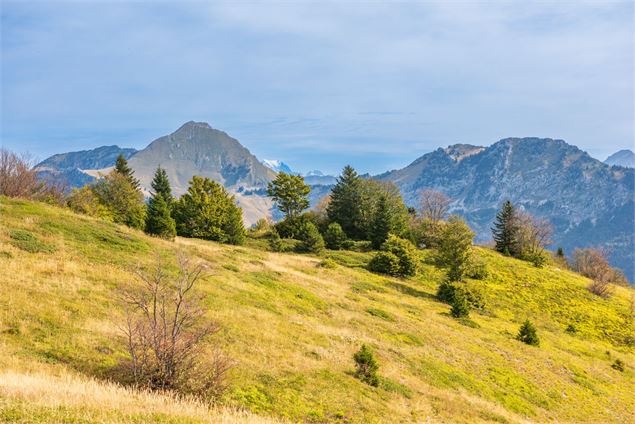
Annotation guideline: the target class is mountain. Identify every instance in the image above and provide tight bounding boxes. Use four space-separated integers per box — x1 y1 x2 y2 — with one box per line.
2 197 633 423
262 159 296 175
118 121 275 224
605 149 635 168
379 137 635 281
34 145 137 189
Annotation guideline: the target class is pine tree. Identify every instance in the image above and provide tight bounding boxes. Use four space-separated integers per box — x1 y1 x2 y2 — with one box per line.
450 288 470 318
556 247 564 257
323 222 347 250
327 165 364 239
296 221 325 253
369 196 391 249
516 320 540 346
150 166 173 205
173 176 245 245
145 193 176 240
92 171 146 229
492 200 518 256
114 154 140 190
353 344 379 387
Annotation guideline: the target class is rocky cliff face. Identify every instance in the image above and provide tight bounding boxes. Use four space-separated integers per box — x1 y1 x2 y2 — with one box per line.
122 121 276 224
379 137 635 281
35 145 137 189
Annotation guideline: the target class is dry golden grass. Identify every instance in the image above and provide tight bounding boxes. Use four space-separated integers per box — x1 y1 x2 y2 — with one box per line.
0 368 286 424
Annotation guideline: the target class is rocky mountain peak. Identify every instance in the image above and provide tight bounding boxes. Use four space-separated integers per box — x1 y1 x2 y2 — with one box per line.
443 144 485 161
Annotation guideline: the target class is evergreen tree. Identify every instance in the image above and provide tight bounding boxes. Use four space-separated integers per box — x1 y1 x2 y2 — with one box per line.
353 344 379 387
150 166 173 205
327 165 364 239
556 247 564 257
267 172 310 219
516 320 540 346
268 228 284 252
436 215 475 282
492 200 518 256
450 288 470 318
323 222 347 250
145 193 176 240
92 171 146 229
369 195 391 249
296 221 325 253
173 176 245 245
114 154 140 190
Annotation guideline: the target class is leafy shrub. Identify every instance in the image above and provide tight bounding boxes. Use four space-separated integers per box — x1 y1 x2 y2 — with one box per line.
377 235 418 277
368 251 401 276
295 221 325 254
268 229 284 252
611 358 625 372
9 229 56 253
323 222 347 250
450 287 470 318
353 344 379 387
516 320 540 346
565 324 577 334
436 280 485 310
466 258 489 280
317 258 337 269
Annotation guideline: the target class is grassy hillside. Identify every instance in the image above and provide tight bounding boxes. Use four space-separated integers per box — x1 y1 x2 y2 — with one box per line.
0 197 633 423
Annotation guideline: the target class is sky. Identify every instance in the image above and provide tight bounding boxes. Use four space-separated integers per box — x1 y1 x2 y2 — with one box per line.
1 0 633 175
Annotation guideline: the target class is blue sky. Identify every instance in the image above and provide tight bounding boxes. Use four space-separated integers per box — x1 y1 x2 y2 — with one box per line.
1 1 633 175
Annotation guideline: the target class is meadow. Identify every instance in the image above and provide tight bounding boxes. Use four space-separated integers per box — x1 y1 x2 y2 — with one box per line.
0 197 633 423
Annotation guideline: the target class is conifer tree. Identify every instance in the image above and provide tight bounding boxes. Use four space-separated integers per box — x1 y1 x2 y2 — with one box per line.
173 176 245 245
92 171 146 229
323 222 347 250
492 200 518 256
327 165 364 239
369 196 392 249
353 344 379 387
516 320 540 346
145 193 176 240
150 166 173 205
114 154 140 190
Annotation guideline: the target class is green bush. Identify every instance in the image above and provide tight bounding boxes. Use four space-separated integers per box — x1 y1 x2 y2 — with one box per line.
368 251 401 276
450 287 470 318
466 258 489 280
516 320 540 346
144 193 176 240
323 222 347 250
436 280 485 311
379 235 418 277
268 229 284 252
353 344 379 387
317 258 337 269
295 221 325 254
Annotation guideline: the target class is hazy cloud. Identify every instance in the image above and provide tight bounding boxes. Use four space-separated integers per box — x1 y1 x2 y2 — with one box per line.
1 0 632 174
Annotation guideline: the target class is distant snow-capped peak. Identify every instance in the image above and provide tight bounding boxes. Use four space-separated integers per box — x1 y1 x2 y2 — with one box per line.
262 159 296 174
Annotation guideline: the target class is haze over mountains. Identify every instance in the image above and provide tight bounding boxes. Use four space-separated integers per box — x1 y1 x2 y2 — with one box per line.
605 149 635 168
35 122 635 281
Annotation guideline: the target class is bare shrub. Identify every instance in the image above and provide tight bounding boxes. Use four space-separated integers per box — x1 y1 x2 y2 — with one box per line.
0 148 66 203
514 211 553 266
571 248 617 298
119 252 232 402
417 189 450 222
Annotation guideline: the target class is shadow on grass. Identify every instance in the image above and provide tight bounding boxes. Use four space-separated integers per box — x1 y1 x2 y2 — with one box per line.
386 281 436 301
